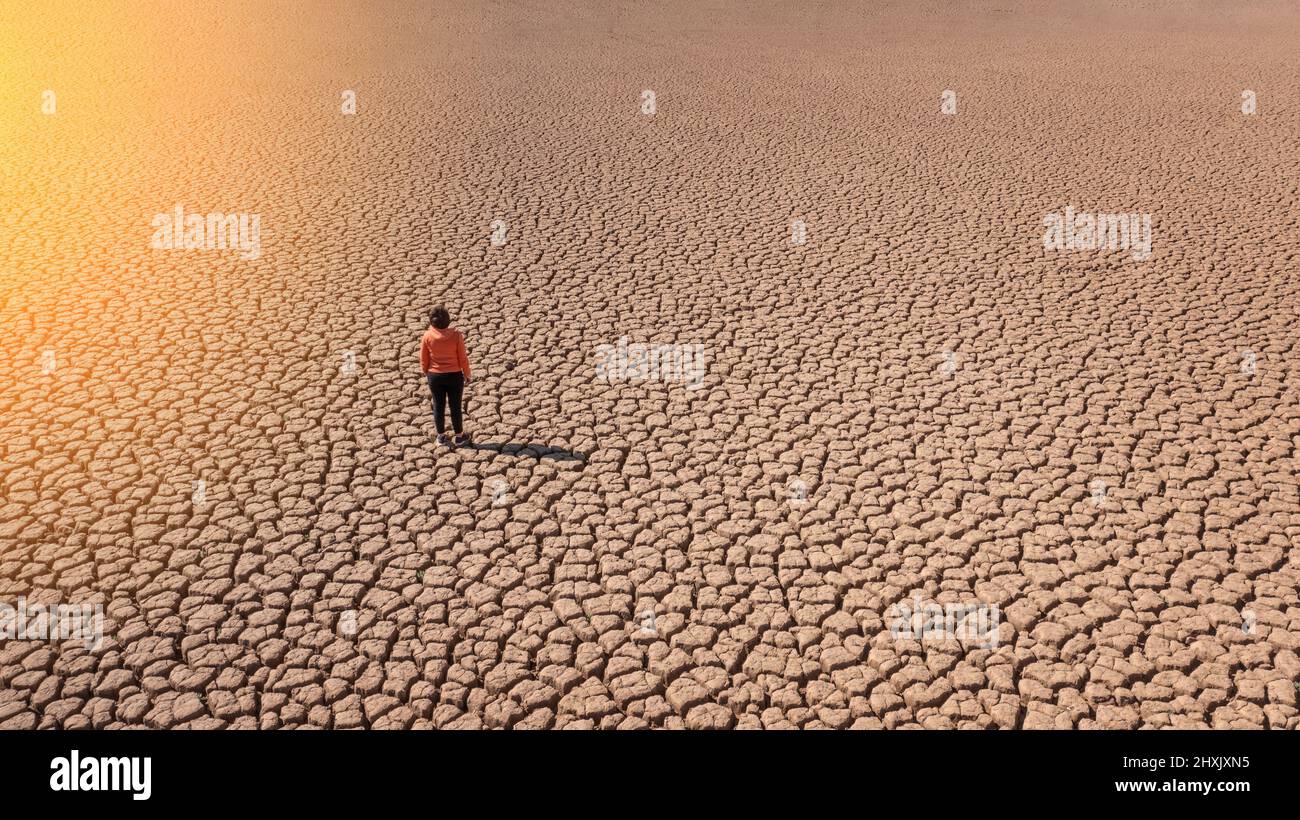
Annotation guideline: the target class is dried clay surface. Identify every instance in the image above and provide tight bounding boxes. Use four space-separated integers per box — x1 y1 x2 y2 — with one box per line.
1 1 1298 729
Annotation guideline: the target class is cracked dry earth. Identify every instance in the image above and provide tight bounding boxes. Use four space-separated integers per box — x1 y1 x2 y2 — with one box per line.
3 0 1300 731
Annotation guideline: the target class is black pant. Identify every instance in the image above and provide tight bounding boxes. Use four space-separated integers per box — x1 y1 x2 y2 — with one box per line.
426 372 465 434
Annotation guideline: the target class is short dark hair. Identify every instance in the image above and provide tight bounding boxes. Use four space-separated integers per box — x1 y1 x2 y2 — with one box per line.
429 306 451 329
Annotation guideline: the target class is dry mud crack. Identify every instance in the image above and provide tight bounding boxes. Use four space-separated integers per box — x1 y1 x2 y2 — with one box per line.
1 1 1298 729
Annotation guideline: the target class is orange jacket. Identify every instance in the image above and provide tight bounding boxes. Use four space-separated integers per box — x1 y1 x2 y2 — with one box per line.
420 327 471 379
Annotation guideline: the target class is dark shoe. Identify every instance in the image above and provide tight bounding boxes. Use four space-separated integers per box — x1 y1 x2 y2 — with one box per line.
452 433 471 447
435 434 451 447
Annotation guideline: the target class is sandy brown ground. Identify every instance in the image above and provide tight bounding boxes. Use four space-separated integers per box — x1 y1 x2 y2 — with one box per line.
1 0 1298 729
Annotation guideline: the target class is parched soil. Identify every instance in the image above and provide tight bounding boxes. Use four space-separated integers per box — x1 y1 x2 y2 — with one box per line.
1 0 1297 729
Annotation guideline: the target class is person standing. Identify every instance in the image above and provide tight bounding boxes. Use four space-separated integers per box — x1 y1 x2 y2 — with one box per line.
420 306 471 446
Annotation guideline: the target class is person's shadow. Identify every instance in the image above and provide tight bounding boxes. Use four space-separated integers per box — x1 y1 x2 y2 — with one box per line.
466 441 587 462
